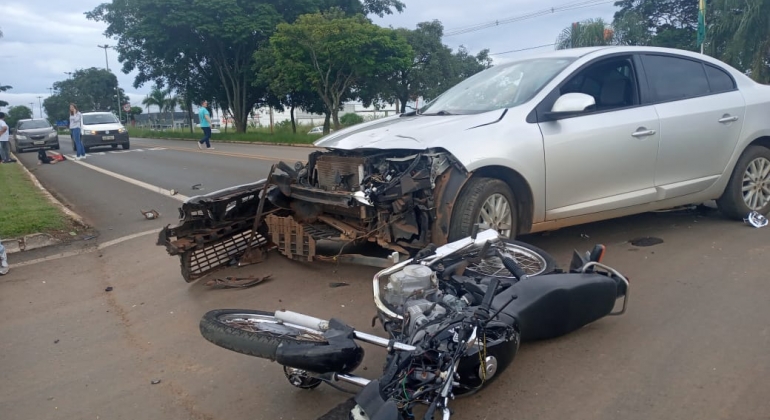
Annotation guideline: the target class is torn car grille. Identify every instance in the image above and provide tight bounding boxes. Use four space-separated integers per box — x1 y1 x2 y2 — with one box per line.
183 230 267 282
314 155 366 191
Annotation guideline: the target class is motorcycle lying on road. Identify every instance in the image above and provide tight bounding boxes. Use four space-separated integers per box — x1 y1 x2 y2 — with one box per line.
199 228 629 419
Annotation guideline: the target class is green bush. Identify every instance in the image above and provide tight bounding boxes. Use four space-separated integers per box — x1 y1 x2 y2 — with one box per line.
340 113 364 126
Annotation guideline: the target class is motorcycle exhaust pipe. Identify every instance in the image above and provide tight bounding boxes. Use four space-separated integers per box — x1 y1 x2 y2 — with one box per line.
334 373 371 387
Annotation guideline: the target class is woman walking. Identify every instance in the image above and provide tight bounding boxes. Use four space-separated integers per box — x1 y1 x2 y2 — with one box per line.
69 103 86 160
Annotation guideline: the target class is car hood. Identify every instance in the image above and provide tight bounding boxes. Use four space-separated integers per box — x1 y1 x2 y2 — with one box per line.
18 128 54 135
314 110 507 151
83 123 124 131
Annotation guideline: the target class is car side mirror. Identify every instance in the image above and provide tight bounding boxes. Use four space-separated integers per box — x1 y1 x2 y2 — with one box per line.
543 93 596 121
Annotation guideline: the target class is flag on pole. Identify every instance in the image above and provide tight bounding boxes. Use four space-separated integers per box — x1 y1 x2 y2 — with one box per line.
697 0 707 48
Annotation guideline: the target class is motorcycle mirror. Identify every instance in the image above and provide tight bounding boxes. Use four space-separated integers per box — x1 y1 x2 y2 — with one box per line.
353 191 373 206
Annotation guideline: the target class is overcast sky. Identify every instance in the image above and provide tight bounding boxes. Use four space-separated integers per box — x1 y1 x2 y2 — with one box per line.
0 0 616 116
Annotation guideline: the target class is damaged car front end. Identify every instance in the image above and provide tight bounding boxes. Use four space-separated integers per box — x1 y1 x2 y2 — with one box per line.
158 147 472 282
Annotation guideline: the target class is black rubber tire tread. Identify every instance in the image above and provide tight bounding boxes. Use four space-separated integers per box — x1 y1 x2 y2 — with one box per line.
448 177 518 241
717 145 770 219
466 238 558 278
199 309 328 361
122 143 130 150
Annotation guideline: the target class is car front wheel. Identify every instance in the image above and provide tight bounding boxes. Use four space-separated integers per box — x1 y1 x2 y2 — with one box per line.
717 145 770 219
448 177 518 241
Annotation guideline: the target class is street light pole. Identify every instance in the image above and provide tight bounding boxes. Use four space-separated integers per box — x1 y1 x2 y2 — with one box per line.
97 44 123 122
37 96 43 118
64 72 73 78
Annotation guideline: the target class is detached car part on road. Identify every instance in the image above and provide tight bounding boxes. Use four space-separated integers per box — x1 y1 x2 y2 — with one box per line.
159 46 770 282
11 119 60 153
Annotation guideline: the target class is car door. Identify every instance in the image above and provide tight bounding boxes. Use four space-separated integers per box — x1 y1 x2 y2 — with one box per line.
538 55 661 220
639 54 746 198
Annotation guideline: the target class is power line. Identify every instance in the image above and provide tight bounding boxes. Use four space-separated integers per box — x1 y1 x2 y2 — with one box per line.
490 43 557 56
444 0 615 37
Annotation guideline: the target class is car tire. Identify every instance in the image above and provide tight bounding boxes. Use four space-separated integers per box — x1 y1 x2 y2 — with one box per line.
448 177 518 241
717 145 770 219
122 143 130 150
53 144 60 150
111 144 118 150
84 146 90 154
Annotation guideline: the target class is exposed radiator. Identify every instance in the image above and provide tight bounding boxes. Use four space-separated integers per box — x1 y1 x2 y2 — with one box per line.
314 155 367 191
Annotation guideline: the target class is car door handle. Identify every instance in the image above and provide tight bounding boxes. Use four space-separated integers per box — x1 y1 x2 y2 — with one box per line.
632 129 656 138
718 115 739 123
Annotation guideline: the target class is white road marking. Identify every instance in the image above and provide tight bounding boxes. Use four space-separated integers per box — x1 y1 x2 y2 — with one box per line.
72 160 190 202
9 229 162 269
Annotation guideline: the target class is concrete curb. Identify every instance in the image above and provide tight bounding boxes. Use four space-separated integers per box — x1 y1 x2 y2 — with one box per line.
4 152 88 254
131 136 320 148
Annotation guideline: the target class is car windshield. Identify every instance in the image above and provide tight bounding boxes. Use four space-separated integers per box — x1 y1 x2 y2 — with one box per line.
84 114 120 125
420 57 575 115
18 120 51 130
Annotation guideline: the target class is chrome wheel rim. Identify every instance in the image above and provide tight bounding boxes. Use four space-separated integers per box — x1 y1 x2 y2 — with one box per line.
742 157 770 211
478 194 513 238
468 243 549 278
218 313 326 342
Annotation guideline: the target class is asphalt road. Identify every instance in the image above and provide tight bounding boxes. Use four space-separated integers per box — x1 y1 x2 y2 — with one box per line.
2 136 769 420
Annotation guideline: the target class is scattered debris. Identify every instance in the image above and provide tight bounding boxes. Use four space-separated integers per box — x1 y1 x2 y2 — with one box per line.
54 339 59 344
329 282 350 288
170 189 177 196
141 209 160 220
83 235 96 241
630 237 664 247
580 233 590 239
191 184 203 190
69 232 77 236
151 379 161 385
203 275 272 289
105 286 114 292
744 211 768 228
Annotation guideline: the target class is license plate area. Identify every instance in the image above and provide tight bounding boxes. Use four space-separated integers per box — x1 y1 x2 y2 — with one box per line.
103 136 114 141
33 141 45 145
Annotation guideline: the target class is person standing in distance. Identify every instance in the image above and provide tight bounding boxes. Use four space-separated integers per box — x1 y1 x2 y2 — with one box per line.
0 112 13 164
69 103 86 160
198 100 214 150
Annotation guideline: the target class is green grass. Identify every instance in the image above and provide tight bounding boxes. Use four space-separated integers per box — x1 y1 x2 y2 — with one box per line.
128 127 323 145
0 163 69 238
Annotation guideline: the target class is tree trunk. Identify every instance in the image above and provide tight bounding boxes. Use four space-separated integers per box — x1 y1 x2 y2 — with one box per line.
323 111 331 134
290 104 296 134
187 102 193 134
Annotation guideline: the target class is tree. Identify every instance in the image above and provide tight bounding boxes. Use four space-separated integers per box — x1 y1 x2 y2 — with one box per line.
163 89 180 129
87 0 405 134
340 112 364 126
707 0 770 83
42 68 126 123
0 84 11 108
142 87 167 127
556 18 615 50
6 106 33 129
269 11 412 132
612 0 698 50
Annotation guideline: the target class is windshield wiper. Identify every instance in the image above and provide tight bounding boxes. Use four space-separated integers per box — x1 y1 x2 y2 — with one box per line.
421 110 454 116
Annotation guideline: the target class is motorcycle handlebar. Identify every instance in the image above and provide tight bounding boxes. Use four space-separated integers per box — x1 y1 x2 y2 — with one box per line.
480 277 500 314
497 249 527 281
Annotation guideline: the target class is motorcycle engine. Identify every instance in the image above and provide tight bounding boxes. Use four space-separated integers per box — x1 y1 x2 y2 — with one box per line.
383 264 473 339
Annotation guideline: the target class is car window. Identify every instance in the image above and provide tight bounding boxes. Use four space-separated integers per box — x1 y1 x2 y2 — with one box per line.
83 114 120 125
420 57 575 115
705 64 735 93
642 55 711 102
560 56 639 111
18 120 51 130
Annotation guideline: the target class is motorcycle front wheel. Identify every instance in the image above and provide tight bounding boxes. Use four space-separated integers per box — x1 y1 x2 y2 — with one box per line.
199 309 328 360
465 239 557 279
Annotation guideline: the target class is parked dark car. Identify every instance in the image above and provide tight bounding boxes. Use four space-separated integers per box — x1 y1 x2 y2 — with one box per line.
11 119 60 153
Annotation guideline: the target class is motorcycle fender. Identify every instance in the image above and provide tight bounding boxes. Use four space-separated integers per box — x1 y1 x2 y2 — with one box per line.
275 339 364 374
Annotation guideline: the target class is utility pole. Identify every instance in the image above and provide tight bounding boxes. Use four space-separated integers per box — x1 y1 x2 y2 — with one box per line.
29 102 34 117
97 44 110 70
37 96 43 118
64 72 73 78
98 44 123 122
